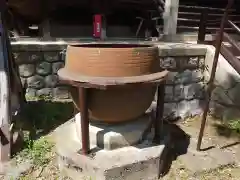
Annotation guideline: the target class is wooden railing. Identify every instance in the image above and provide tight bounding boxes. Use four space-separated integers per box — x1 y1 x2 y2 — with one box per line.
220 21 240 73
197 8 240 44
198 7 240 73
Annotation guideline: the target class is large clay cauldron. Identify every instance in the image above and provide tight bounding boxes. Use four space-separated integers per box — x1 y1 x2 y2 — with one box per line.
65 44 160 123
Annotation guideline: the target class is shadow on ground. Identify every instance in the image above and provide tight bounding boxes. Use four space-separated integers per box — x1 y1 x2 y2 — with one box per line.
158 122 191 177
213 122 240 138
18 100 74 140
209 102 240 139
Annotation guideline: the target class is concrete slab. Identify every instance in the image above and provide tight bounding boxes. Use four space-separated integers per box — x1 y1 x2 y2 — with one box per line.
53 120 169 180
75 113 152 150
178 137 236 174
0 160 33 179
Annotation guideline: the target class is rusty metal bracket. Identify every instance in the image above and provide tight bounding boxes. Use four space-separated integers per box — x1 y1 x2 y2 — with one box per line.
196 0 235 151
59 67 169 155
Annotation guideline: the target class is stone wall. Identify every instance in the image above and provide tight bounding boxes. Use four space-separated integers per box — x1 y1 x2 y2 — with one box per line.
11 42 207 118
12 44 68 99
205 45 240 121
156 44 206 118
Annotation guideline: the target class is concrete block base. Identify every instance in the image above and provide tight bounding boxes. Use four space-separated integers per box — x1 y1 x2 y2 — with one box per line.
54 120 169 180
75 113 153 150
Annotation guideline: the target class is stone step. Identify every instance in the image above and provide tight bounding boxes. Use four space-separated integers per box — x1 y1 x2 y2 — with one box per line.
178 138 236 174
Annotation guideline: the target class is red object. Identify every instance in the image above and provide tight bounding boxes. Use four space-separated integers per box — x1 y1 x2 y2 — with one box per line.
93 14 102 38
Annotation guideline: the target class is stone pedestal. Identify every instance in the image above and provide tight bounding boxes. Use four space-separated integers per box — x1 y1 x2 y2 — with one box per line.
75 113 153 150
55 114 170 180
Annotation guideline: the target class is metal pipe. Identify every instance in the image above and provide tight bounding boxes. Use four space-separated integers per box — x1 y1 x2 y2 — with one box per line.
220 44 240 74
228 20 240 34
223 32 240 53
196 0 235 151
179 4 235 12
79 88 90 155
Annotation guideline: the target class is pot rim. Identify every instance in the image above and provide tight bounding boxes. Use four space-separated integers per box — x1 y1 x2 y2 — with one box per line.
58 68 168 86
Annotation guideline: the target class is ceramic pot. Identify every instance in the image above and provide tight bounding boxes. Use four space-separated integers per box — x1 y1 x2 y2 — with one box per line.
65 43 160 123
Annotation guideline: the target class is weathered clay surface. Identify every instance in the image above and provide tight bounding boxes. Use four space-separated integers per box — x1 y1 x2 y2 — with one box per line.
65 44 159 77
63 44 160 123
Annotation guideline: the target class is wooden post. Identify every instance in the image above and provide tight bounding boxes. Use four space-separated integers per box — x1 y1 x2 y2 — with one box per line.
101 15 107 40
163 0 179 37
40 19 51 40
198 9 208 43
0 13 11 163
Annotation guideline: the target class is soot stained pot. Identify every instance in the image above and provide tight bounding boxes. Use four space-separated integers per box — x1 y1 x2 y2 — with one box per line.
62 43 160 123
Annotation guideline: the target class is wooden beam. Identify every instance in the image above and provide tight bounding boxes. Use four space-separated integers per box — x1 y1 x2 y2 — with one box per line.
163 0 179 36
40 19 51 40
0 13 11 163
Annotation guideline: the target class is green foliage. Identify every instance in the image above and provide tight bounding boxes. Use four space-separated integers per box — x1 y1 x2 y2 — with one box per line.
16 95 72 167
227 119 240 133
18 137 54 166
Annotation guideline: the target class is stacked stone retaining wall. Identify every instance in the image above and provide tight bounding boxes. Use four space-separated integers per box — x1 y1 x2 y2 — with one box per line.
205 45 240 121
13 44 68 99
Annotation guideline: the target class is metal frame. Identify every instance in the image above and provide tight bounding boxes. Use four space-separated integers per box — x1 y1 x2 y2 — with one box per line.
59 71 168 155
78 83 165 154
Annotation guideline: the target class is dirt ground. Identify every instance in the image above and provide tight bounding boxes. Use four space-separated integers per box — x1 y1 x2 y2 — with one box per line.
18 116 240 180
3 100 240 180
